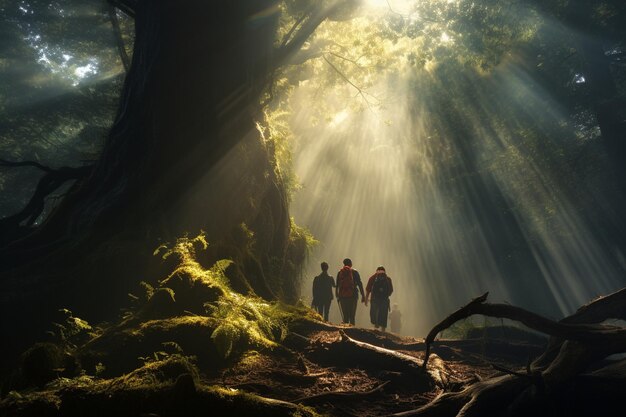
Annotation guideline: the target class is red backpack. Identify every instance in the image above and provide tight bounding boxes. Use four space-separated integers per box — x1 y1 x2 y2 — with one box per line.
337 266 355 298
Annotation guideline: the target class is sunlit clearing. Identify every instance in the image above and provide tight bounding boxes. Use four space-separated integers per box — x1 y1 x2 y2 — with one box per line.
286 21 625 337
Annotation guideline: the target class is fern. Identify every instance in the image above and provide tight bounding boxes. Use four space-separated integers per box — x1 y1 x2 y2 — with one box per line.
155 233 291 359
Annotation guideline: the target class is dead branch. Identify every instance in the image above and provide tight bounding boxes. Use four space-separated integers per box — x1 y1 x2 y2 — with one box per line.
422 292 626 368
108 5 130 71
422 293 488 369
107 0 136 18
0 159 53 172
0 164 92 243
294 381 389 404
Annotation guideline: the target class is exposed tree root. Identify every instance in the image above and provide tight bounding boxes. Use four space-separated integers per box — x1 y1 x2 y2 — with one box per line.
401 288 626 417
294 381 389 405
306 330 441 390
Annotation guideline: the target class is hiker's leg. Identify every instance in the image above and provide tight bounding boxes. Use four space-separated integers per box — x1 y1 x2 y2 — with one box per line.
314 304 323 316
379 298 390 329
350 297 359 326
339 299 349 323
323 302 330 321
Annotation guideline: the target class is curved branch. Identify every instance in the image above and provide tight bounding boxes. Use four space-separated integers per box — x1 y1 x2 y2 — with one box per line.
273 1 345 68
0 159 53 173
107 0 137 19
422 293 488 369
422 292 626 368
108 5 130 71
294 381 389 404
0 165 93 243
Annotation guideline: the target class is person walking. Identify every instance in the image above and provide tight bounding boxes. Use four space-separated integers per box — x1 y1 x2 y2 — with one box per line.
311 261 335 321
335 258 365 326
389 304 402 334
365 266 393 332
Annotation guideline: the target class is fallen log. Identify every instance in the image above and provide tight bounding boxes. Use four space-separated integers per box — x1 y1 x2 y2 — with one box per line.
307 331 441 390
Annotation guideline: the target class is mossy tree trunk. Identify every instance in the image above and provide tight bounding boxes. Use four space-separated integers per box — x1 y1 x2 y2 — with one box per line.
0 0 330 367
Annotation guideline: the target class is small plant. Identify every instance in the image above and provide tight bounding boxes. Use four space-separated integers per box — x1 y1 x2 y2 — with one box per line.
50 308 97 348
206 292 288 358
95 362 106 376
153 233 293 360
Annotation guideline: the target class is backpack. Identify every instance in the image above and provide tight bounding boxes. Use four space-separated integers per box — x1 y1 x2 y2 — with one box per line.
337 266 355 298
372 274 390 299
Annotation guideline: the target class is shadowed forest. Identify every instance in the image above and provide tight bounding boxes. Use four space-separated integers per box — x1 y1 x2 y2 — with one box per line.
1 0 625 416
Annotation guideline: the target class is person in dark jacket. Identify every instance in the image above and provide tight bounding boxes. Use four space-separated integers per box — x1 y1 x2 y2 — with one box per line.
312 262 335 321
365 266 393 332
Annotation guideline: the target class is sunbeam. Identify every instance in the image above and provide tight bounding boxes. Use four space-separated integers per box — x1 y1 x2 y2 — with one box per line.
284 2 626 336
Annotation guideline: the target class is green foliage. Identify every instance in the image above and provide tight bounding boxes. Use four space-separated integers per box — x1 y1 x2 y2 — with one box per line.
152 233 295 359
154 232 209 262
49 308 98 348
206 293 288 358
157 232 231 292
289 217 318 250
256 109 300 199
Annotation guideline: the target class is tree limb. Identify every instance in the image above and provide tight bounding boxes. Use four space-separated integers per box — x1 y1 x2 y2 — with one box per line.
0 164 92 243
0 159 53 173
273 1 345 68
294 381 389 404
422 292 626 368
107 0 136 19
108 5 130 71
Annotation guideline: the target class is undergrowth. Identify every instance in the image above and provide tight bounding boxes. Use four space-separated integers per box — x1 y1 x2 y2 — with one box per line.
154 232 298 359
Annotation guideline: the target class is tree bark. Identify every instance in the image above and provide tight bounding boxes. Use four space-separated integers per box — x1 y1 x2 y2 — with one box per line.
0 0 286 369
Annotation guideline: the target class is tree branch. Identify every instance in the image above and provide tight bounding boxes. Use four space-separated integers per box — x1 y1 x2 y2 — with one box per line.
0 159 53 173
273 1 345 68
322 55 378 108
422 292 626 368
107 0 136 19
108 5 130 71
294 381 389 404
0 164 92 243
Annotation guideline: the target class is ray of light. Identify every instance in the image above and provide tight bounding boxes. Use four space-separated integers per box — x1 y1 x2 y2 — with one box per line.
288 22 625 336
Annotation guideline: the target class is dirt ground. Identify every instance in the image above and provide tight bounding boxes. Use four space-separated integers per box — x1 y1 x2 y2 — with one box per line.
213 324 540 417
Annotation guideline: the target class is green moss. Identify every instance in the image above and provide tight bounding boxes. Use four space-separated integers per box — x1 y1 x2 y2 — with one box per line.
288 218 318 252
1 230 328 416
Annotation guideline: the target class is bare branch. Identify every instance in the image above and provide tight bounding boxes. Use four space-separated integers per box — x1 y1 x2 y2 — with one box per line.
422 292 626 368
294 381 389 404
0 165 92 241
0 159 53 173
108 5 130 71
322 55 379 109
107 0 136 19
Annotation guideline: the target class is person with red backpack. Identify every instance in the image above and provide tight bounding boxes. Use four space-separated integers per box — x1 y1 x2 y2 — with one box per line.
365 266 394 332
335 258 365 325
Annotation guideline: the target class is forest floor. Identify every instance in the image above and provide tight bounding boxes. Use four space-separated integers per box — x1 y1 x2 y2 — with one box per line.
0 312 548 417
211 323 546 417
1 239 623 417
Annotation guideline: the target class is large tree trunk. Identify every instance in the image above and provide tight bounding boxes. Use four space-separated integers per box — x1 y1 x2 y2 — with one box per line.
0 0 294 370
